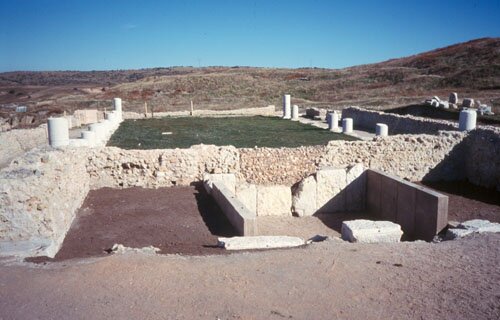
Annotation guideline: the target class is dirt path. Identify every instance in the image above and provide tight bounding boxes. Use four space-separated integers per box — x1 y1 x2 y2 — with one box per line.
1 234 499 319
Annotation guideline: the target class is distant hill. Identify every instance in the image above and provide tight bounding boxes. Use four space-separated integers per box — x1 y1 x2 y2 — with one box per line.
1 37 499 127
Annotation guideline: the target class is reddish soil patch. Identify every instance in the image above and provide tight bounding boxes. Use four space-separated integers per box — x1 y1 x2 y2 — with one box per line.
420 180 500 223
31 185 238 262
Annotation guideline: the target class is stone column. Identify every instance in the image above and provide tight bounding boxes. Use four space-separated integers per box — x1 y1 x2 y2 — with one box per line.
291 105 299 121
375 123 388 137
283 94 291 119
47 118 69 147
328 112 339 131
88 123 102 144
459 109 477 131
106 111 119 130
342 118 353 133
113 97 122 121
81 130 96 147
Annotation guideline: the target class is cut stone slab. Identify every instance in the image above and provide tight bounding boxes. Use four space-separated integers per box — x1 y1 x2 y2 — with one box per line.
446 219 500 240
459 219 500 231
203 173 236 194
218 236 305 250
316 167 347 213
256 185 292 216
212 182 257 236
341 220 403 243
292 174 317 216
235 182 257 214
110 244 160 255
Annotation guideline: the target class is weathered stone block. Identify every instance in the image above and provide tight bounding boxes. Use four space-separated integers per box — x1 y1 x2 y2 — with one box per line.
449 92 458 104
292 175 317 216
462 98 475 108
316 167 347 213
256 185 292 216
211 182 257 236
236 182 257 214
203 173 236 194
341 220 403 243
414 187 448 241
396 181 416 238
218 236 304 250
445 219 500 240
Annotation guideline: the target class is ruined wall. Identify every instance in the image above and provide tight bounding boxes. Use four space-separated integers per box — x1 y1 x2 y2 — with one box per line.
123 105 276 119
0 147 90 257
86 145 240 189
85 131 470 188
237 132 467 186
84 128 498 189
464 127 500 190
0 125 48 168
341 107 458 134
239 146 325 185
320 132 467 183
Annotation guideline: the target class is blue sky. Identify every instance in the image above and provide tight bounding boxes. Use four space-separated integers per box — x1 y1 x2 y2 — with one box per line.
0 0 499 71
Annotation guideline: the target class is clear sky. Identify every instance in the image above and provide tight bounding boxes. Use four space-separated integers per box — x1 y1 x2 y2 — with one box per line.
0 0 499 71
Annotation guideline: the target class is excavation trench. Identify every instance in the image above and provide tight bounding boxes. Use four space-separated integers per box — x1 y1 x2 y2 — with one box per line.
27 184 373 262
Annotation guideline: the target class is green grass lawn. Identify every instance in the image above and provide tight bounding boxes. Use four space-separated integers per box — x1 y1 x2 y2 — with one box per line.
107 116 357 149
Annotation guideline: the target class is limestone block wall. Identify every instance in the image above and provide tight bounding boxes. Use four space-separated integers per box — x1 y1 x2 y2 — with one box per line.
366 169 448 241
341 107 458 134
292 165 365 216
0 147 90 257
86 145 240 189
0 125 48 168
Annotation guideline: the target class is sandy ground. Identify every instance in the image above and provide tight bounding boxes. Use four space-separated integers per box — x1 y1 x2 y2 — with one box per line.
1 184 498 319
28 186 238 262
1 233 499 319
421 181 500 223
28 186 370 262
257 213 370 239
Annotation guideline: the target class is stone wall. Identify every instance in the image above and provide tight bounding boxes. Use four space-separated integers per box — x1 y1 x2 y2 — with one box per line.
1 124 498 258
84 130 495 189
0 125 48 169
464 127 500 190
123 105 276 119
341 107 458 134
366 169 448 241
86 145 240 189
73 109 104 125
320 132 468 183
239 146 325 185
237 132 467 186
0 147 90 257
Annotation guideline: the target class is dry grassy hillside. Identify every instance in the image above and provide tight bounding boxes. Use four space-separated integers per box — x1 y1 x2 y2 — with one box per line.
1 38 499 128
